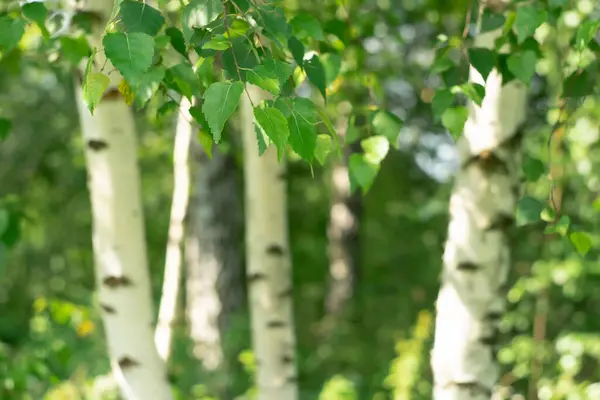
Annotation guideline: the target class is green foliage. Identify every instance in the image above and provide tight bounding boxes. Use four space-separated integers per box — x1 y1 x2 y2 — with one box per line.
202 81 245 142
119 0 165 36
254 105 289 160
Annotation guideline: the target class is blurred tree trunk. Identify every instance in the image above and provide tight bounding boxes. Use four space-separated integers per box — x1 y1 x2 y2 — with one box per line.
431 2 527 399
154 97 193 363
240 85 298 400
184 125 245 374
73 1 172 399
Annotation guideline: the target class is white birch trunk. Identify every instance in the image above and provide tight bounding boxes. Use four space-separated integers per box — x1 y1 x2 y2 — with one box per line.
240 85 298 400
154 97 193 362
73 1 172 399
185 133 244 372
431 4 527 399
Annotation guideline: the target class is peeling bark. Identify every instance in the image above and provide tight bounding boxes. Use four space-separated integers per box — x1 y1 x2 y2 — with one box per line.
431 4 527 399
73 1 172 398
240 85 298 400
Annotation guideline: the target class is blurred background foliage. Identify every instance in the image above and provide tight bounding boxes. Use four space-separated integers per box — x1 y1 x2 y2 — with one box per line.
1 0 600 399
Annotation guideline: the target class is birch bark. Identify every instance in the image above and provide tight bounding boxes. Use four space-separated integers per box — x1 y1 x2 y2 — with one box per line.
431 2 527 399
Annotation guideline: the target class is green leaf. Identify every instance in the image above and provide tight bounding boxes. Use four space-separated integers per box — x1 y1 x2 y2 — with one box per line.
554 215 571 236
256 124 270 156
522 156 545 181
120 0 165 36
290 13 324 40
165 27 187 57
202 35 231 50
575 19 600 51
222 37 258 80
432 89 454 121
468 48 496 82
275 97 318 162
304 54 327 100
247 66 280 95
514 5 547 44
441 107 468 140
254 4 289 46
431 56 455 74
562 70 593 98
321 53 342 86
0 16 26 51
170 63 202 99
288 36 305 66
130 66 165 107
481 9 506 33
569 232 592 256
59 36 90 65
507 50 537 84
315 134 332 165
458 83 485 106
202 81 245 143
0 209 8 237
103 32 154 81
349 154 379 194
254 106 289 160
361 136 389 164
83 72 110 114
263 58 294 87
198 130 214 158
516 196 544 226
181 0 220 41
0 118 11 142
21 1 48 36
371 110 402 148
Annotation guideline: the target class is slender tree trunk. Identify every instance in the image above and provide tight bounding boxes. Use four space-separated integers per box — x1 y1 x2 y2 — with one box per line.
325 133 362 316
185 128 245 373
73 1 172 399
431 3 527 399
240 85 298 400
155 97 193 363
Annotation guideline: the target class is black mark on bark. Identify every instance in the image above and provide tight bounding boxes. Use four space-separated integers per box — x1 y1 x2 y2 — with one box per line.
281 355 294 364
87 139 108 151
118 356 140 369
102 88 122 101
247 272 267 283
457 262 480 272
100 303 116 314
266 244 285 256
487 214 515 231
103 275 133 288
485 311 502 321
278 287 293 299
267 320 287 328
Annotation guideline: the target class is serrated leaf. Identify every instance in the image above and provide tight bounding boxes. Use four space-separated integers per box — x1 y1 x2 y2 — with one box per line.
349 154 379 194
441 107 468 140
304 54 327 100
165 27 187 57
569 232 592 256
468 47 496 82
263 58 294 86
0 119 11 142
315 134 331 165
21 1 48 36
516 196 544 226
290 13 324 40
83 72 110 114
255 4 289 46
130 66 165 108
202 34 231 50
371 110 402 148
432 89 454 121
120 0 165 36
247 66 280 95
575 19 600 51
288 36 305 66
103 32 154 81
522 156 545 181
181 0 220 41
202 81 245 143
275 97 318 162
170 63 202 99
507 50 537 84
361 136 389 164
222 37 258 80
254 106 289 160
0 16 26 51
255 124 270 155
459 83 486 106
481 9 506 33
514 6 547 44
321 53 342 86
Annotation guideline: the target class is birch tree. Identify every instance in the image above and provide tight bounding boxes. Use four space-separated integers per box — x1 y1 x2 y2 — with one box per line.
240 85 298 400
73 0 172 398
430 1 527 398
